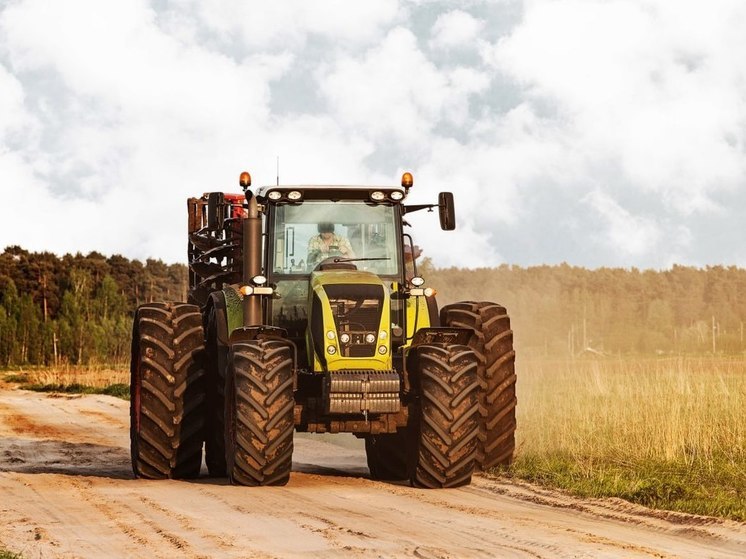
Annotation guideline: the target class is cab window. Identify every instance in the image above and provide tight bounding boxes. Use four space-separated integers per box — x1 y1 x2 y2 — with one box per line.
271 202 400 275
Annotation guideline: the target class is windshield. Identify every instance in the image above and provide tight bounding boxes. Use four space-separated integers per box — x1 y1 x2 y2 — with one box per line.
271 202 400 275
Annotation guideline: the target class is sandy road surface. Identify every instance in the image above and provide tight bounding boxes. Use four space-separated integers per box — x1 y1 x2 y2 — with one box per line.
0 385 744 559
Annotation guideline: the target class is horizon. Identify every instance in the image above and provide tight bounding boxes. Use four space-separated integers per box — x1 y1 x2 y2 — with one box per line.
5 243 746 274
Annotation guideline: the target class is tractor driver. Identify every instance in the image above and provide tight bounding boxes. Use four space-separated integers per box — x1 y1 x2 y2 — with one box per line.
307 222 355 268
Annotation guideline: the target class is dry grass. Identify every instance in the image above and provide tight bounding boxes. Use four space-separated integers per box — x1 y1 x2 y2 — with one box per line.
510 356 746 519
4 364 129 388
517 356 746 465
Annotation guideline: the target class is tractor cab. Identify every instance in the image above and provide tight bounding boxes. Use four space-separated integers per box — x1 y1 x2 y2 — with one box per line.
259 186 410 371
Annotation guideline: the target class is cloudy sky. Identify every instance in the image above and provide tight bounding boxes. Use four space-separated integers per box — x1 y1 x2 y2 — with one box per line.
1 0 745 270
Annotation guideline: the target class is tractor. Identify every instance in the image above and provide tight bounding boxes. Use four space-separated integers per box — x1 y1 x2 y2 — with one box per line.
129 172 517 488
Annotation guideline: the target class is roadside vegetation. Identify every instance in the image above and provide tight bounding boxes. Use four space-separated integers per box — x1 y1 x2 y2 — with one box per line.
0 549 23 559
506 356 746 521
2 365 129 400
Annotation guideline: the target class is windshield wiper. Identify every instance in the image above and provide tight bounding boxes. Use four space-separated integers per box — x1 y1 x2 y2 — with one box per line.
333 257 391 263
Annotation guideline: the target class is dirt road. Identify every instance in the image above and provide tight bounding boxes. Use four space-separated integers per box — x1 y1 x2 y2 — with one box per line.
0 385 744 559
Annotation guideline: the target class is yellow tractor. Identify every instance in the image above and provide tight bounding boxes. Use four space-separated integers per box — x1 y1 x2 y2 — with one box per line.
129 172 516 488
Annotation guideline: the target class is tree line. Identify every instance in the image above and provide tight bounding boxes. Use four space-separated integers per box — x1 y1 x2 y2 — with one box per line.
3 245 746 367
0 246 186 367
425 260 746 355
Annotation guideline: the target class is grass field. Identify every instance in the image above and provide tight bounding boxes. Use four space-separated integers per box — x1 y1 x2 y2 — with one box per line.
508 356 746 520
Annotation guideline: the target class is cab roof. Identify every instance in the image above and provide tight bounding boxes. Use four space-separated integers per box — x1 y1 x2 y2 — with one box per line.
255 184 407 203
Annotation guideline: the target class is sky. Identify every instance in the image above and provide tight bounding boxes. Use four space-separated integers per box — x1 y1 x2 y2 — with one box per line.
1 0 745 270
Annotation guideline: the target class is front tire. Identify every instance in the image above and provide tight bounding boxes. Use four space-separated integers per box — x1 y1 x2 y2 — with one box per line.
440 301 517 470
408 343 480 488
130 302 206 479
225 339 295 486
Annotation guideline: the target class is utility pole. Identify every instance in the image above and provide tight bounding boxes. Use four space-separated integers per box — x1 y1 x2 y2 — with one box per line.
712 315 716 354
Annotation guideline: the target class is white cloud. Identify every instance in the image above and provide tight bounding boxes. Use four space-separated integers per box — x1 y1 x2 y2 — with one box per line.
406 206 503 268
1 1 278 128
583 190 661 255
179 0 403 49
317 28 447 145
430 10 485 51
485 0 746 216
0 64 33 141
318 27 490 146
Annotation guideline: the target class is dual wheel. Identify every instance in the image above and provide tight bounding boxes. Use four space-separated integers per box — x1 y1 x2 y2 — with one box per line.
440 301 517 469
365 343 481 488
130 303 294 485
366 300 517 486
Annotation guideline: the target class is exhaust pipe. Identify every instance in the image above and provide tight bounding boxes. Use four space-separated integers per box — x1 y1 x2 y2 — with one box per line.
243 192 262 327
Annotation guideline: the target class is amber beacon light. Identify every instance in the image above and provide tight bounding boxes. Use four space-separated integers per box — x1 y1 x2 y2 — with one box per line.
401 172 413 189
239 171 252 188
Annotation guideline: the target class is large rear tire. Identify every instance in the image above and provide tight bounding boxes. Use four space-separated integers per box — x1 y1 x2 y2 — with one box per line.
440 301 517 470
130 302 206 479
225 339 295 486
204 303 228 476
408 343 480 488
365 432 408 481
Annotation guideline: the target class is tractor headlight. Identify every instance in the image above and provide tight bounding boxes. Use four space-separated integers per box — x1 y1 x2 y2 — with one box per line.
327 345 337 355
365 333 376 344
268 191 282 201
410 276 425 287
340 333 351 344
370 191 385 202
287 190 302 201
378 345 387 355
379 330 387 340
390 191 404 201
326 330 336 340
252 275 267 285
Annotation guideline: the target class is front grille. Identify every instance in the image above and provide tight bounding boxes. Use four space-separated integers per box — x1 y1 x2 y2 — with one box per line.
323 284 384 358
324 370 401 414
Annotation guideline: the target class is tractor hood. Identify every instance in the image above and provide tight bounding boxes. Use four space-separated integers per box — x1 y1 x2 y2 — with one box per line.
307 269 392 372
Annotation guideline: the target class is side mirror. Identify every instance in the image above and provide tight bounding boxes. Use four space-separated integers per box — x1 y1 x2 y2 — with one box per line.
438 192 456 231
207 192 225 231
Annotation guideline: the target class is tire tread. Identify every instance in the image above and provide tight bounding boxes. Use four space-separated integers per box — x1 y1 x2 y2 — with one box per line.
130 302 206 479
440 301 517 470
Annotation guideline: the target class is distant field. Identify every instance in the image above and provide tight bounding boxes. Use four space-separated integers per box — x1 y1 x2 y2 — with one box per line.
510 356 746 520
